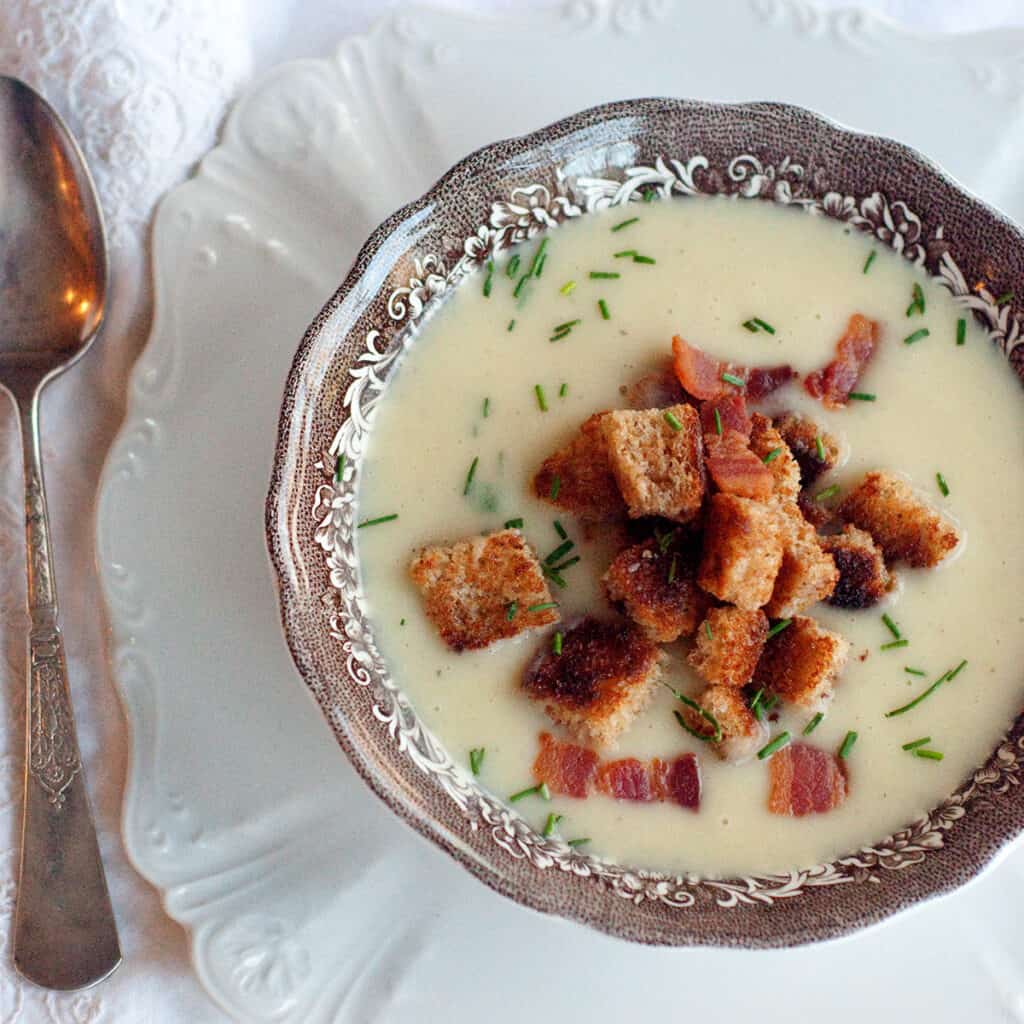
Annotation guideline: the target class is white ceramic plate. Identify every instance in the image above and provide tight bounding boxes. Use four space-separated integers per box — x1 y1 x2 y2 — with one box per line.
97 3 1024 1021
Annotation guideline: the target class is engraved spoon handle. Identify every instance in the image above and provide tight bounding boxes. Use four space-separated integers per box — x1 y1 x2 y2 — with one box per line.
12 389 120 990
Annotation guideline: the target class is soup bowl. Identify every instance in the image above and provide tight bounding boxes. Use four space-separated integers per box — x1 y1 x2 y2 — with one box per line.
265 98 1024 947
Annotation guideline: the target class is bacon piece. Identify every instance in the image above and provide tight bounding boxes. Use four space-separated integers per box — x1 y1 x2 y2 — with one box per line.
705 431 774 500
663 753 701 810
699 395 751 438
767 742 848 816
533 732 598 798
673 335 796 402
804 314 880 408
596 758 653 801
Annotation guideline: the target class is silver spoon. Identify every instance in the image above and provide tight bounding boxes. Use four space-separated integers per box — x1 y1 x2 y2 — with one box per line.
0 76 120 990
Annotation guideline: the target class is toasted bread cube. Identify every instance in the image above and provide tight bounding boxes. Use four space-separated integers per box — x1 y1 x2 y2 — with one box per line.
839 470 960 568
523 616 663 747
757 615 850 711
797 489 835 529
683 685 768 763
534 413 626 520
764 505 839 618
603 536 709 642
602 404 704 523
697 493 784 610
773 412 840 486
749 414 801 503
823 524 894 608
410 530 558 651
688 607 768 688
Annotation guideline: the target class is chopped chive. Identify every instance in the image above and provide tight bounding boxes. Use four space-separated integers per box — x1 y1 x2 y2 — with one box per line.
762 694 779 712
643 189 657 203
506 254 520 278
542 812 562 836
632 254 656 265
766 618 792 639
749 687 765 721
884 669 953 718
902 736 931 751
757 732 791 760
936 472 949 497
881 638 909 651
334 453 346 482
848 391 876 401
611 216 639 232
903 328 930 345
803 712 824 736
613 249 638 259
704 620 713 641
863 250 876 274
554 520 568 540
528 237 549 278
534 384 548 411
905 282 925 317
470 747 485 774
904 666 926 676
838 731 858 759
882 613 901 639
814 435 826 461
535 253 547 278
545 539 575 564
552 631 563 655
463 456 479 496
509 783 544 803
664 683 722 743
914 749 944 761
668 552 679 585
548 476 561 502
483 260 494 297
538 783 551 800
589 271 620 280
482 397 490 418
544 568 567 590
527 601 558 613
815 484 840 502
507 319 516 332
657 528 677 553
506 601 518 620
554 318 581 332
741 320 758 333
720 372 745 387
549 329 571 342
504 517 524 529
358 514 398 528
997 290 1014 306
762 447 783 464
752 317 776 334
956 318 966 345
713 408 723 436
598 298 610 320
559 383 568 400
551 556 580 572
947 658 968 681
513 273 531 298
567 837 591 847
559 280 576 296
664 410 684 432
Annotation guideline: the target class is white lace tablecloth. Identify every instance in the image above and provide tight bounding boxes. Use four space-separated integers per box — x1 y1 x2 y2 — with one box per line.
0 1 1021 1020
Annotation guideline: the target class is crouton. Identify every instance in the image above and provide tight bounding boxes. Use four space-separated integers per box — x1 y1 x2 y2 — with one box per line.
603 535 709 641
757 615 850 711
623 363 688 409
410 529 559 651
749 414 801 503
838 470 960 568
823 524 893 608
601 404 704 522
697 493 785 610
522 616 663 747
688 607 768 688
764 505 839 618
533 413 627 520
683 685 768 763
798 489 835 529
773 412 840 486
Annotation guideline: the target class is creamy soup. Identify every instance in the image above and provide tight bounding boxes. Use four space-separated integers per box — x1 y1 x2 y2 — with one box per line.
356 196 1024 878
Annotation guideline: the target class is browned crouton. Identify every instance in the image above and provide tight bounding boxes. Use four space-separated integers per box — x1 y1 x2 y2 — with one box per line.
683 685 768 763
688 607 768 688
410 530 559 651
749 414 801 503
773 412 840 486
757 616 850 711
764 505 839 618
697 493 784 610
522 616 663 747
838 470 960 568
823 525 894 608
533 413 627 520
601 404 704 523
798 490 835 529
603 535 709 642
623 363 687 409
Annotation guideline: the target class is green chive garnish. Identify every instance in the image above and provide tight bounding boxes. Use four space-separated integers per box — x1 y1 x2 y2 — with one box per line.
815 484 840 502
509 783 544 803
611 216 639 232
803 712 824 735
507 319 516 332
535 384 548 411
762 694 779 712
513 273 530 299
752 317 776 334
881 638 909 650
904 328 930 345
713 408 723 436
598 298 610 320
838 731 858 759
902 737 931 751
643 189 657 202
721 372 745 387
558 383 568 399
956 318 966 345
552 631 563 655
527 602 558 614
814 435 826 461
549 330 571 343
762 447 783 464
749 687 765 721
545 539 574 565
535 253 547 278
668 552 679 585
632 254 656 265
742 320 758 333
505 518 524 529
549 474 561 500
507 254 520 278
482 397 490 418
470 747 485 774
567 838 591 847
704 620 713 641
997 290 1014 306
554 520 567 540
882 613 901 639
544 569 567 590
766 618 792 639
613 249 638 259
885 668 954 718
463 456 479 496
528 237 549 277
664 410 684 432
400 618 406 626
904 666 926 676
589 271 620 280
358 514 398 528
559 280 576 296
936 472 949 496
664 683 722 743
914 749 944 761
506 601 518 620
542 813 562 836
335 453 346 482
483 260 494 297
947 658 968 681
863 250 876 273
848 392 876 401
554 318 581 332
905 282 925 317
757 732 791 760
551 556 580 572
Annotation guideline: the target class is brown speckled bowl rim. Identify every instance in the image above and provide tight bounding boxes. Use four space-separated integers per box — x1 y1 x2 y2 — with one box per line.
266 98 1024 948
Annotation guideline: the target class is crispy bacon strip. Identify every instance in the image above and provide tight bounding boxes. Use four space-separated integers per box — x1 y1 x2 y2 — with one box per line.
699 395 751 438
536 735 701 810
767 742 848 817
705 431 774 500
673 335 795 402
804 314 880 408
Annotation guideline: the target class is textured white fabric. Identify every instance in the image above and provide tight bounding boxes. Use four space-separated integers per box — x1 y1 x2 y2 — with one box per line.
0 0 1020 1020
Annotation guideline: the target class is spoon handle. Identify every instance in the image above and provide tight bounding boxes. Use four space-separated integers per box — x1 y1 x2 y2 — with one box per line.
12 390 121 990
